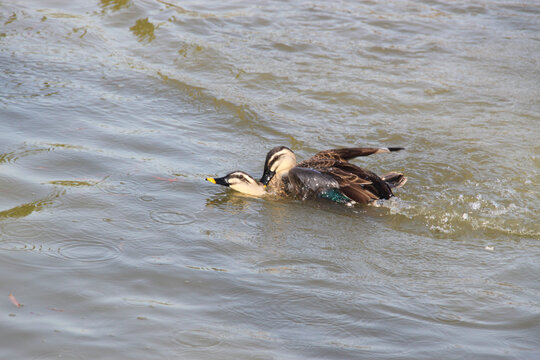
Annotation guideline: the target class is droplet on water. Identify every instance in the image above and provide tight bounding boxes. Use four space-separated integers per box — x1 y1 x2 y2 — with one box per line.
470 201 481 210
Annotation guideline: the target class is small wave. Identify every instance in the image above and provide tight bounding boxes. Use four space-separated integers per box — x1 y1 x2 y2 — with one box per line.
0 235 122 270
172 328 222 349
380 190 539 239
149 210 196 225
96 175 142 195
0 143 84 165
258 258 350 276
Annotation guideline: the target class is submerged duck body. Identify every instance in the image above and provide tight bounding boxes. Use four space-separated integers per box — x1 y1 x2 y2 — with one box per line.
260 146 407 205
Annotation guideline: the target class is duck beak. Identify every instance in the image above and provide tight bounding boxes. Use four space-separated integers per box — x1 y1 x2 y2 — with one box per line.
260 169 275 186
206 176 229 186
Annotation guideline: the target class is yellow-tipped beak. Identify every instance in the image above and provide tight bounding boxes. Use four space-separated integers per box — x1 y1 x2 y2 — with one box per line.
206 177 216 184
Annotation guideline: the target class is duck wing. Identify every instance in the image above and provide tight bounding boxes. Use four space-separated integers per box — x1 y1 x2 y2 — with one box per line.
298 159 376 186
320 165 383 203
288 167 358 204
305 147 404 162
299 160 394 203
287 167 339 199
294 147 403 203
340 184 379 204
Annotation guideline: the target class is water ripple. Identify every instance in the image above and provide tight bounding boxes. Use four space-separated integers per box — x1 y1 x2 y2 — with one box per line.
172 328 222 349
0 143 84 165
0 236 122 270
33 352 85 360
149 210 196 225
97 176 142 195
257 258 350 277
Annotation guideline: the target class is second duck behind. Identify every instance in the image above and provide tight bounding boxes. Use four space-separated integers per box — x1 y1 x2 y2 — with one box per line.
260 146 406 205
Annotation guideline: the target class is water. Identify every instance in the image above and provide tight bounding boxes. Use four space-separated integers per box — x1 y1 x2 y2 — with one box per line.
1 0 539 358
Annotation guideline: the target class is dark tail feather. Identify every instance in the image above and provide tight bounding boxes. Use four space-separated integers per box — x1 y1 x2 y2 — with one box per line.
314 146 405 161
381 172 407 189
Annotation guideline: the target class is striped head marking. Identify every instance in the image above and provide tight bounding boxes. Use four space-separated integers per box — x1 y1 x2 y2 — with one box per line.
260 146 297 185
206 171 266 197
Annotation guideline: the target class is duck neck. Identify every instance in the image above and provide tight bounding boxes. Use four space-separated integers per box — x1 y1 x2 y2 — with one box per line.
267 171 289 195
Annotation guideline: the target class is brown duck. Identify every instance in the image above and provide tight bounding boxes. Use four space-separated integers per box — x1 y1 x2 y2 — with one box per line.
260 146 407 204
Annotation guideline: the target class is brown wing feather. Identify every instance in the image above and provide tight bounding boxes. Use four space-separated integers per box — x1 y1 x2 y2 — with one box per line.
331 163 394 200
294 147 401 202
323 167 372 186
297 158 336 169
307 147 404 162
340 185 379 204
301 160 393 199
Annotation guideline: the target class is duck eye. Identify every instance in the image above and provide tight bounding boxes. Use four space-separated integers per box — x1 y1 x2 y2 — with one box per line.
269 155 283 170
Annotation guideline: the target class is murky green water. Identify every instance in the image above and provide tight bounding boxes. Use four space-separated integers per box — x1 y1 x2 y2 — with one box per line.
1 0 539 358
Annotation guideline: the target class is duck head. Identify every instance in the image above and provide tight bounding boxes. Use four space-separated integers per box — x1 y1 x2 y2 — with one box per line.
206 171 266 196
260 146 297 185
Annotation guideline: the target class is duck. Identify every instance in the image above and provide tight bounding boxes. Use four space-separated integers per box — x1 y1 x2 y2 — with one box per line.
206 171 266 197
260 146 406 204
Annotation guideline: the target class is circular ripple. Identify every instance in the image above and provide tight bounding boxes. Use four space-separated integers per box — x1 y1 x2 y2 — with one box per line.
52 239 120 263
0 220 49 239
143 255 175 265
173 329 222 348
149 210 196 225
139 195 155 202
33 352 85 360
97 177 142 195
0 240 36 252
0 237 121 270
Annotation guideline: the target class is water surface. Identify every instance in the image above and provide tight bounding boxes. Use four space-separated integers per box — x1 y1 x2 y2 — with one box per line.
1 0 539 359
